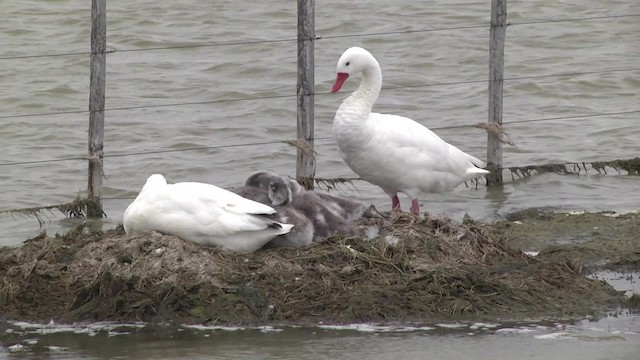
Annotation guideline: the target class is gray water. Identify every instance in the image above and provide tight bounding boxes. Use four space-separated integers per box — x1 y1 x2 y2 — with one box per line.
1 314 640 359
1 0 639 246
1 269 639 359
1 0 639 357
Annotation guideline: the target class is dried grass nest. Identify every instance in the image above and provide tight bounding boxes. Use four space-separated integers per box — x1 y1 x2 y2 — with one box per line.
0 207 623 325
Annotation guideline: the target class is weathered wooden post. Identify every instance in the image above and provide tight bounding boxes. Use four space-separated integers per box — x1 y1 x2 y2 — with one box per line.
296 0 316 190
486 0 506 186
87 0 106 216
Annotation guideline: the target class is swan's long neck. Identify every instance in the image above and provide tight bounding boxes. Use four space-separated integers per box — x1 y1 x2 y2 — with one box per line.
333 57 382 150
345 59 382 111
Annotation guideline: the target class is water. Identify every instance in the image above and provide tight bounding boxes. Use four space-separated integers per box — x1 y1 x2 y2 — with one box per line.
1 0 639 245
0 0 639 357
1 270 638 358
1 315 640 359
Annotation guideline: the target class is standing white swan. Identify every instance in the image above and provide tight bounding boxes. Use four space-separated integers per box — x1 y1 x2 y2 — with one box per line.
123 174 294 253
331 47 489 215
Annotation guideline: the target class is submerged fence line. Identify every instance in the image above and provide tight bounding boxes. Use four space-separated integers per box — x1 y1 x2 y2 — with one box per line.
1 12 639 61
2 156 638 217
1 108 639 168
1 66 639 121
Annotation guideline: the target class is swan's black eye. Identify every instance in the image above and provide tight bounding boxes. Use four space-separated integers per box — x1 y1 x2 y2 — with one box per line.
345 61 350 66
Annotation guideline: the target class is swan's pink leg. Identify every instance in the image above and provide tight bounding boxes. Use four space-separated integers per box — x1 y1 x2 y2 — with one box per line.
410 199 420 215
391 194 401 210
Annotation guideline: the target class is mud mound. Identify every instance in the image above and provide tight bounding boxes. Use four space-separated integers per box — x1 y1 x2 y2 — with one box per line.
0 210 625 325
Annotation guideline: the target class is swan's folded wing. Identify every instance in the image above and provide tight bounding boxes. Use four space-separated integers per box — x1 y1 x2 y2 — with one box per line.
173 181 276 215
371 113 487 174
222 196 277 216
157 182 278 232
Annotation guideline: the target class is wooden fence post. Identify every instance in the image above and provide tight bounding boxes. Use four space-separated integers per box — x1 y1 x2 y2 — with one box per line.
296 0 316 190
87 0 106 217
486 0 507 186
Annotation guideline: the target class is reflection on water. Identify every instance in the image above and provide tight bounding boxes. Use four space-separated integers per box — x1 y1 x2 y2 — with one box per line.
1 316 639 360
590 270 640 298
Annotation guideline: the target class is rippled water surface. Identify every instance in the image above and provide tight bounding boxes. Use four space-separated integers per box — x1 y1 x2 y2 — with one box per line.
1 0 639 244
2 314 640 359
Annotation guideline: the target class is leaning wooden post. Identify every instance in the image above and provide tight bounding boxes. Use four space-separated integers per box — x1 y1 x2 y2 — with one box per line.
87 0 106 217
296 0 316 190
486 0 506 186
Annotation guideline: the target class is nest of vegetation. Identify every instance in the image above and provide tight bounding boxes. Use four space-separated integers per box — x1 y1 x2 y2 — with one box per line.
0 209 623 325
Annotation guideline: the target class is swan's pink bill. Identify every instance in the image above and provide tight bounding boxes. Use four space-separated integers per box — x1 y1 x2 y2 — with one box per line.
332 72 349 93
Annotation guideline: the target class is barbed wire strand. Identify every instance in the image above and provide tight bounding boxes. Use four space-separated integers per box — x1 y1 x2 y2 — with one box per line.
384 67 640 92
0 25 487 61
1 13 639 214
11 150 640 207
1 109 638 168
510 13 640 26
1 13 639 61
1 67 639 121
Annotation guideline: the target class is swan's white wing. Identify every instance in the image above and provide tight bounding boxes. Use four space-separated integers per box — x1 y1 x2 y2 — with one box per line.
174 182 276 214
333 111 488 196
165 182 279 234
368 112 483 175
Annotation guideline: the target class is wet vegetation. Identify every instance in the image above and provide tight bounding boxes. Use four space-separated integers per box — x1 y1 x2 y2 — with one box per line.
507 157 640 179
0 208 637 325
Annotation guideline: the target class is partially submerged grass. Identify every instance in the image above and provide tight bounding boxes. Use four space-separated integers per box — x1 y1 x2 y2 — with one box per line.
488 210 640 269
0 209 628 325
0 196 103 226
507 157 640 179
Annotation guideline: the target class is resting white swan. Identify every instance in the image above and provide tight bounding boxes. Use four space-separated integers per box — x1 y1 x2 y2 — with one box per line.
331 46 489 215
123 174 294 253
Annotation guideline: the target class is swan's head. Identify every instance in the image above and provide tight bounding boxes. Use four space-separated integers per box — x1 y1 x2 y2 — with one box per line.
145 174 167 187
331 46 375 93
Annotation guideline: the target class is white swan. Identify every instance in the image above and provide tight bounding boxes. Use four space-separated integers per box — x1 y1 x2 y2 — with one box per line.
123 174 294 253
331 46 489 215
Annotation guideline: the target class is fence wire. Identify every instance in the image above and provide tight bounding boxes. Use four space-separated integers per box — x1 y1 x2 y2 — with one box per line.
1 67 639 121
2 155 639 214
1 108 638 167
1 9 639 216
0 13 638 61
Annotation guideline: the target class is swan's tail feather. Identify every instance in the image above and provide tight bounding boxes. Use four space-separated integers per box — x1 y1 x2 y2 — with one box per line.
266 221 294 234
462 153 487 168
466 167 490 176
268 222 283 230
277 223 295 233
